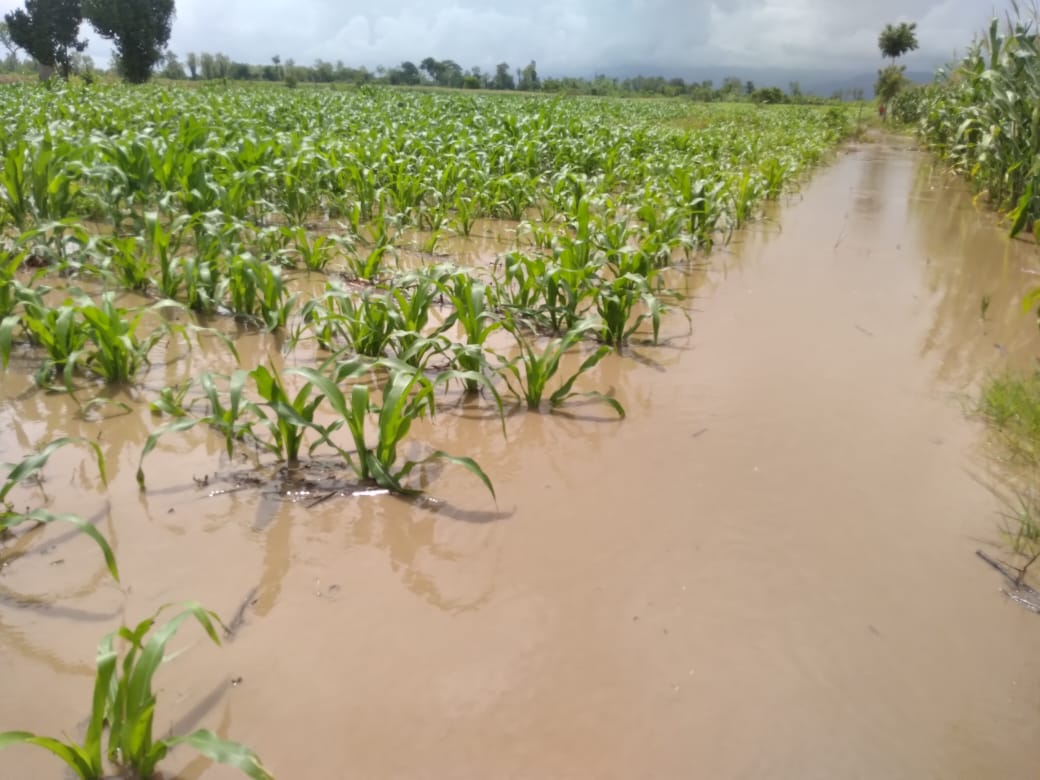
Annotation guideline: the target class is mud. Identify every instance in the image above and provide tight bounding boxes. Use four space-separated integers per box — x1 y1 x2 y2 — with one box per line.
3 136 1040 778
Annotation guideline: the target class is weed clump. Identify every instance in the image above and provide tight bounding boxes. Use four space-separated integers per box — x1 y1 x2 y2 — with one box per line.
978 371 1040 465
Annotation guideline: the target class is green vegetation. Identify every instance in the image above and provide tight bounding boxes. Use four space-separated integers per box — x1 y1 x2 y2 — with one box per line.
3 0 84 78
979 371 1040 467
0 84 853 777
0 436 117 580
82 0 175 84
898 5 1040 237
875 21 919 108
0 603 274 779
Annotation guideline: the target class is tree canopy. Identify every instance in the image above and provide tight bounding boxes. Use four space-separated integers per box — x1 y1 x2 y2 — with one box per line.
3 0 85 77
82 0 175 83
878 22 918 63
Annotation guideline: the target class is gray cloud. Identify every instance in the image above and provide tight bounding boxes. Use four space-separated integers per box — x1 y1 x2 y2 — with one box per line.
0 0 1018 74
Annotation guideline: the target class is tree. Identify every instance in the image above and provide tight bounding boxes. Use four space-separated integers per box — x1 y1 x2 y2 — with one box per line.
82 0 175 83
492 61 514 90
159 49 184 79
185 50 196 79
389 59 420 85
518 59 539 91
874 64 908 106
420 55 440 82
4 0 85 78
878 22 918 64
719 76 742 99
0 22 20 71
198 50 214 79
752 86 785 104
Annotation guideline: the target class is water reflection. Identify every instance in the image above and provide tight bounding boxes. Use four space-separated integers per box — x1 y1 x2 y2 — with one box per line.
908 158 1040 382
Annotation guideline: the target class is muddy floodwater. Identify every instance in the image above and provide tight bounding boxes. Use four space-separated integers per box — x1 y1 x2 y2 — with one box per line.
5 136 1040 779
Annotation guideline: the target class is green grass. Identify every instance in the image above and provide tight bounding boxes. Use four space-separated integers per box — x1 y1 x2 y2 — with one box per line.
978 371 1040 465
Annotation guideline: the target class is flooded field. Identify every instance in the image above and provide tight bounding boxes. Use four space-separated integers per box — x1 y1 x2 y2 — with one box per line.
4 125 1040 778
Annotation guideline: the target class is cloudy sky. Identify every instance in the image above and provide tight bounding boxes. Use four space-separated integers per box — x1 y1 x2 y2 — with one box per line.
0 0 1018 76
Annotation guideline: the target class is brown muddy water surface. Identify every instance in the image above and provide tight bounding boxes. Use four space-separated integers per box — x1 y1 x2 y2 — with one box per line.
4 137 1040 779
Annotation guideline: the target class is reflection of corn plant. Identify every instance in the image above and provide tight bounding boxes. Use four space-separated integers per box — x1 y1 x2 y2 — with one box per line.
497 319 624 417
0 604 274 780
295 363 496 497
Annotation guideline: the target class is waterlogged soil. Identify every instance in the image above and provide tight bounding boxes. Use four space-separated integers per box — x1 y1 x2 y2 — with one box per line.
4 136 1040 778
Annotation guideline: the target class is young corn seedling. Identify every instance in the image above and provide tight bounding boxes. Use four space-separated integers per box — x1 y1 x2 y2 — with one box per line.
0 603 274 780
282 225 339 272
249 363 328 467
295 285 399 358
496 318 624 417
0 437 117 581
92 234 152 293
17 299 89 387
77 294 172 384
226 253 298 331
138 370 255 487
292 362 496 497
438 270 501 393
594 274 664 351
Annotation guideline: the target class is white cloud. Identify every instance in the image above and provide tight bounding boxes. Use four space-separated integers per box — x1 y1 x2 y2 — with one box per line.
0 0 1021 75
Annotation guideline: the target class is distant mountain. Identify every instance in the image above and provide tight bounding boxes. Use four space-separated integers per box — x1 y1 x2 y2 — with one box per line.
804 70 938 99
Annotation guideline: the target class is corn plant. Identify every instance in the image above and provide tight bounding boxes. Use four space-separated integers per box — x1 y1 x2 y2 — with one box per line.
0 437 117 581
0 603 274 780
249 363 326 466
92 234 152 293
226 253 298 330
77 294 172 384
138 370 256 487
438 270 501 392
594 274 665 351
283 225 339 271
16 299 89 386
293 362 496 497
296 285 397 357
496 319 624 417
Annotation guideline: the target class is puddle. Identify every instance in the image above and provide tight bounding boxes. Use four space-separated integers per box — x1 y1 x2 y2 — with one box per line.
3 140 1040 778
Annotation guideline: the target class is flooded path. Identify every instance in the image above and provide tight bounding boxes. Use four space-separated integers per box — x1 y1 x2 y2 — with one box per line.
5 136 1040 778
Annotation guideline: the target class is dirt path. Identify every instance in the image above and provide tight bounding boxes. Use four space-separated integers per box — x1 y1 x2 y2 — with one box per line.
4 136 1040 779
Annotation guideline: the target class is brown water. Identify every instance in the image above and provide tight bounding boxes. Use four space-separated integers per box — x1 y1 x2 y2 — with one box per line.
4 137 1040 779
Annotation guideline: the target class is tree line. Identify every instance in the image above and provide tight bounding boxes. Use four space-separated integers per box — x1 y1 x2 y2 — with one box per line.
0 0 865 103
148 53 837 103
